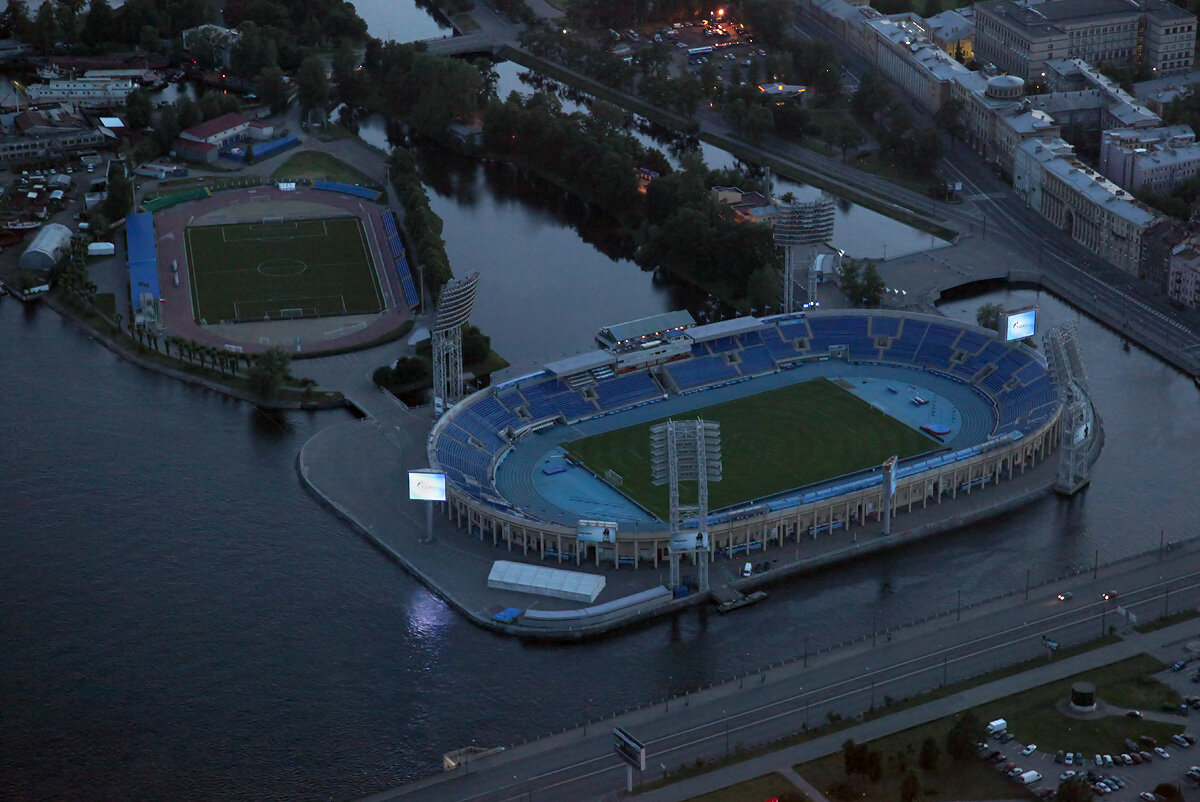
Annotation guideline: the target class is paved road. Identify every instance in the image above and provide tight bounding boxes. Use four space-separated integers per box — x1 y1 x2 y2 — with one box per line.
365 540 1200 801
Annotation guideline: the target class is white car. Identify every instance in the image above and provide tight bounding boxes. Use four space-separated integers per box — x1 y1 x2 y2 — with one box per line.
1022 744 1037 755
1155 746 1171 759
1059 770 1076 781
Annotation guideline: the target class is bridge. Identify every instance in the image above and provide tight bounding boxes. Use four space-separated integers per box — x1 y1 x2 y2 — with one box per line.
421 31 514 56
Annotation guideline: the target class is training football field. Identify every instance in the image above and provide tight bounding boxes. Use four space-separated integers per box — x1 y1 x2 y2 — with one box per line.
184 216 384 324
563 378 938 519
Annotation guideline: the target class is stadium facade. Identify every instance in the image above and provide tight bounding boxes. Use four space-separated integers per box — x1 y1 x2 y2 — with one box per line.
428 309 1066 569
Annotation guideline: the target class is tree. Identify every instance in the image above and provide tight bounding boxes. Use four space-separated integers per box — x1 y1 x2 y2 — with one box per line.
30 1 58 54
860 262 886 307
1057 776 1094 802
934 98 965 144
255 65 288 113
247 347 292 398
900 770 924 802
1153 783 1182 801
918 736 939 773
125 87 153 130
865 749 883 782
945 710 984 761
297 55 329 116
923 0 944 17
80 0 117 46
462 324 491 366
842 739 864 777
976 302 1004 331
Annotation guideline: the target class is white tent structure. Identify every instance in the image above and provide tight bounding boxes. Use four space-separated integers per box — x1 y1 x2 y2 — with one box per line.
487 560 605 602
19 223 72 272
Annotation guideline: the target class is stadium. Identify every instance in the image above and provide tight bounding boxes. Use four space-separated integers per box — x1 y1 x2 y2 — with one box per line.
428 309 1068 570
130 181 420 352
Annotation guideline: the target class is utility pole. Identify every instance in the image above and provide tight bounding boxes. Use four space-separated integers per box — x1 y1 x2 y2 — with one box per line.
957 588 962 621
1025 568 1030 600
1093 548 1099 580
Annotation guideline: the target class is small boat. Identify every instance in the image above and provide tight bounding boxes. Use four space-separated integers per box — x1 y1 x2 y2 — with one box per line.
2 220 40 231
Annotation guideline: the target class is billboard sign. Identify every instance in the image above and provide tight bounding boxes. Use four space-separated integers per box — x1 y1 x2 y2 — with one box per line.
613 727 646 771
1002 306 1037 341
408 469 447 502
670 530 710 552
577 520 618 543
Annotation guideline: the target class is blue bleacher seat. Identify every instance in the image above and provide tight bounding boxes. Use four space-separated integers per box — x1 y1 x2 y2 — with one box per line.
314 180 381 201
666 355 739 390
736 344 774 375
593 372 660 410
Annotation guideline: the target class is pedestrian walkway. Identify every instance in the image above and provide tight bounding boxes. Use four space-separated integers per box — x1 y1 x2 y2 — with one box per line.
630 617 1200 801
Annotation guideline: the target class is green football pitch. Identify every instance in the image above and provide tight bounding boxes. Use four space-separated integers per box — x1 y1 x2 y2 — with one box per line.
562 378 939 519
183 216 384 323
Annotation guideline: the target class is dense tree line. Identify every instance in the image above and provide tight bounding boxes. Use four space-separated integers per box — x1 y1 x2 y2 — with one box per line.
850 71 943 181
2 0 211 54
637 153 778 307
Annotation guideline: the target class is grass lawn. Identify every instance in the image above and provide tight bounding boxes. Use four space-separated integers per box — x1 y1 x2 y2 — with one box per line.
798 656 1185 801
1135 609 1200 633
184 216 384 323
563 378 937 519
685 773 810 802
974 655 1184 756
270 151 379 186
798 719 1030 802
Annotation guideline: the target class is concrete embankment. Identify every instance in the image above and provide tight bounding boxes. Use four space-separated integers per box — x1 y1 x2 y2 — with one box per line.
297 407 1071 641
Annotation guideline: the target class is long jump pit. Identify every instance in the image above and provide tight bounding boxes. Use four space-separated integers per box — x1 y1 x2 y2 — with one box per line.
152 184 413 355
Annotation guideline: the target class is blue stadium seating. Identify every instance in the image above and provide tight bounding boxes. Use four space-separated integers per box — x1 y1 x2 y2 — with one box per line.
761 328 799 361
736 344 774 375
778 320 811 341
869 316 901 338
314 180 381 201
381 212 419 308
593 372 661 411
665 355 740 390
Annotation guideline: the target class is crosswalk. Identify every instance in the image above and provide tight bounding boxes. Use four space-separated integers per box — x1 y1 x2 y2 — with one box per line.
964 192 1003 202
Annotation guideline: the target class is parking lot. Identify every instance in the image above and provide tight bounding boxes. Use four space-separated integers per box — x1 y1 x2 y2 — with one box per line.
979 655 1200 799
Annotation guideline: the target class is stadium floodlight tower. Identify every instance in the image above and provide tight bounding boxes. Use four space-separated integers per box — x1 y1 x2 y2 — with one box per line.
431 271 480 417
650 419 722 592
1043 321 1092 495
774 193 835 314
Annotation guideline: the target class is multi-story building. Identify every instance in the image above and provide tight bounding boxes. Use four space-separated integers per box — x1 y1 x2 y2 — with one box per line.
1014 137 1160 274
974 0 1196 83
25 77 135 109
1099 125 1200 193
0 105 106 167
950 72 1061 174
865 16 974 113
925 8 975 61
1168 236 1200 309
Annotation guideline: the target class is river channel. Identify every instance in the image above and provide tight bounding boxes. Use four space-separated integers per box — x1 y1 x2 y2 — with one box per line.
2 4 1199 801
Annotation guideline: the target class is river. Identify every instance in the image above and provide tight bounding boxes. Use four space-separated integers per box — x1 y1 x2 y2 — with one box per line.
2 2 1199 800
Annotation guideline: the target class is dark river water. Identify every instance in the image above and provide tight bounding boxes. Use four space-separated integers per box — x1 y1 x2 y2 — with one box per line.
3 2 1199 799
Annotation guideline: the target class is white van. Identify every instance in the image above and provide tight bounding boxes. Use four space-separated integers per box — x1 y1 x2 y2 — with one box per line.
742 562 752 577
1018 770 1041 785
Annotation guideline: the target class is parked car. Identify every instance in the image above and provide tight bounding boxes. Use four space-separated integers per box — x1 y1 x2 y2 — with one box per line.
1183 733 1197 745
1000 732 1016 743
1140 736 1158 747
1173 661 1188 671
1059 770 1076 781
1173 734 1190 748
1155 746 1171 759
1054 750 1065 764
1121 753 1133 764
1140 750 1154 762
1128 710 1144 718
1023 744 1038 756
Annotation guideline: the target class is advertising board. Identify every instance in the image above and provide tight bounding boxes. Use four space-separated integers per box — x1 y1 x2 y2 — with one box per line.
669 530 710 552
408 469 447 501
577 520 618 543
613 727 646 771
1002 307 1037 341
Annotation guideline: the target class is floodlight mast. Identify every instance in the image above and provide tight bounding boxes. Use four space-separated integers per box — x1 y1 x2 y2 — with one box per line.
774 194 835 313
650 419 722 592
1043 321 1093 495
431 272 480 417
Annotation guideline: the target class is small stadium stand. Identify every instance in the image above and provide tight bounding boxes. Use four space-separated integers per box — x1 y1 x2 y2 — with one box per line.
225 135 300 162
313 180 381 202
125 212 160 321
141 186 211 213
381 211 419 308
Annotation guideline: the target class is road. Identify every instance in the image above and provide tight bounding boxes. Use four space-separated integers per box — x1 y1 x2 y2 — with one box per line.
367 539 1200 801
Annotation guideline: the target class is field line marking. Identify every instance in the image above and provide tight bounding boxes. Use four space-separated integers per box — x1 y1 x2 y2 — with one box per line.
184 227 204 322
357 215 385 311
